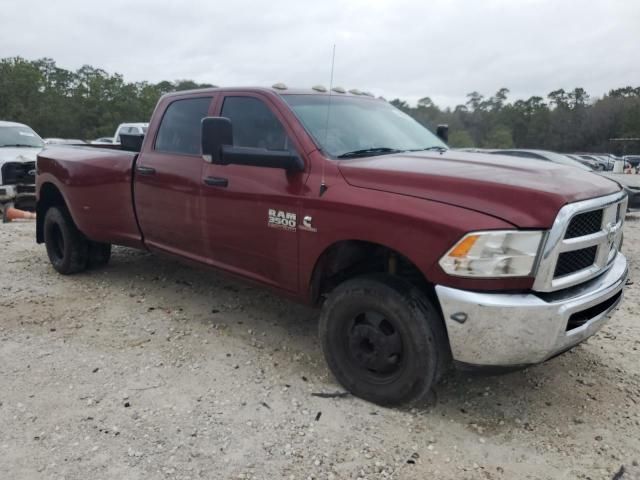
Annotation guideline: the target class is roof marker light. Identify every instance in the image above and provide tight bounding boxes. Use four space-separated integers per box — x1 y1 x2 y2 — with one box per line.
272 83 288 90
348 88 362 95
332 86 346 93
312 85 328 92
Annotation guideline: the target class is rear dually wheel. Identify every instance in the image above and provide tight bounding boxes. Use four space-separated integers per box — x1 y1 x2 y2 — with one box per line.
43 206 89 274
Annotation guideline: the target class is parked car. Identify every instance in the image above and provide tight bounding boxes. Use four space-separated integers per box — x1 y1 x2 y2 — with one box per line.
0 120 42 211
575 154 614 171
44 138 87 145
602 154 621 170
594 155 618 171
624 155 640 168
36 86 628 406
489 149 640 210
90 137 114 145
487 149 593 171
113 123 148 144
598 172 640 209
566 153 601 170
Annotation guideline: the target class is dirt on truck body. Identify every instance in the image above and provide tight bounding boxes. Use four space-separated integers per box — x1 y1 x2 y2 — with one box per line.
35 86 628 406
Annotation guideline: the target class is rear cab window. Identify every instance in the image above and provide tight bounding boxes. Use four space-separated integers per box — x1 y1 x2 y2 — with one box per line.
155 97 212 155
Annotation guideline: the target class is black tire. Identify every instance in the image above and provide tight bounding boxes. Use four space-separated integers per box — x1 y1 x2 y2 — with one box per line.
43 206 89 274
88 241 112 269
319 274 450 406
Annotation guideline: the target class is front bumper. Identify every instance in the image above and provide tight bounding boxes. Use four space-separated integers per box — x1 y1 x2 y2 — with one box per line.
0 184 36 211
435 253 628 367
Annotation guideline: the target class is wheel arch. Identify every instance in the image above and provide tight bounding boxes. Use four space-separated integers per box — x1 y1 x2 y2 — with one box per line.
308 239 437 306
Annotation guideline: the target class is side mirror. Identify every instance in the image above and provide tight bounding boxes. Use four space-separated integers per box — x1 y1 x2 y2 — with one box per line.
436 124 449 144
202 117 232 164
436 125 449 143
201 116 304 172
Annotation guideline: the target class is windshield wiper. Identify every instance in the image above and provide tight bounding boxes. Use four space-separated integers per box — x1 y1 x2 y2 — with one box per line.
337 147 404 159
0 144 39 148
407 146 448 152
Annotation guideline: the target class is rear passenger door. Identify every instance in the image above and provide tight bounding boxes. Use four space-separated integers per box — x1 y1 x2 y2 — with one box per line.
200 93 307 292
134 96 214 262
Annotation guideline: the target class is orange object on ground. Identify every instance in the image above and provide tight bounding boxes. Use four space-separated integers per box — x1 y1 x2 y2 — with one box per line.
2 206 36 223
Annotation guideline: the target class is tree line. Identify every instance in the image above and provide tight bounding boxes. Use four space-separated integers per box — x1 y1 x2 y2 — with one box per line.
0 57 214 140
391 86 640 154
1 57 639 153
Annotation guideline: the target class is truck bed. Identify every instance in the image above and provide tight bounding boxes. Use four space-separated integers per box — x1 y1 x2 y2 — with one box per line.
37 145 143 248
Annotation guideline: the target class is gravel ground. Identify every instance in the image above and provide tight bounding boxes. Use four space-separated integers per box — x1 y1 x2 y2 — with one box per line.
1 218 640 480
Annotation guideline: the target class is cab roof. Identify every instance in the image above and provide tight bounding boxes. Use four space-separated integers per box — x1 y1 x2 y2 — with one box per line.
160 86 381 100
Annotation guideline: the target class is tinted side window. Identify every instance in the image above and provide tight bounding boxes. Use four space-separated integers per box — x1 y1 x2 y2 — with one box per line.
221 97 288 150
155 97 211 155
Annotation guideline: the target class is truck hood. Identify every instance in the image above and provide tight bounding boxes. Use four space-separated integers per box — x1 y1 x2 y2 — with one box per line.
338 151 621 227
0 147 40 165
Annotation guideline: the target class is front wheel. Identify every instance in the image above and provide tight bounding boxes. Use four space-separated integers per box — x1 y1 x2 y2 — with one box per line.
319 274 450 406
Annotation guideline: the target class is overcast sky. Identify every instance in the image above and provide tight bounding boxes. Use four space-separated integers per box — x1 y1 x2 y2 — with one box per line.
2 0 639 107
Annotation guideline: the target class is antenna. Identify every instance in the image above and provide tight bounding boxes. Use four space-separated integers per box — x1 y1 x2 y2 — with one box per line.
320 44 336 197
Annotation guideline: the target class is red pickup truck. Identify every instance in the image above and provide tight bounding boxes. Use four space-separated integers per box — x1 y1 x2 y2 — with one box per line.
36 86 628 406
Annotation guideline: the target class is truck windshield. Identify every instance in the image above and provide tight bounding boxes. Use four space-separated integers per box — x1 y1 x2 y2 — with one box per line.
0 126 44 148
283 95 447 158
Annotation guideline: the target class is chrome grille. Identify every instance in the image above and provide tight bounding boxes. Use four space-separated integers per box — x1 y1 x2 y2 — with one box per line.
554 246 597 277
565 210 603 239
1 161 36 185
533 191 627 292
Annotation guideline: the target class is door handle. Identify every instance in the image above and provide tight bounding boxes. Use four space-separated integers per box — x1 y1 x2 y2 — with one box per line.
136 165 156 175
204 176 228 187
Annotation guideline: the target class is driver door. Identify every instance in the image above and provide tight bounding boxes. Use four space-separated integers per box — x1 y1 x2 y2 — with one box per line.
200 93 307 292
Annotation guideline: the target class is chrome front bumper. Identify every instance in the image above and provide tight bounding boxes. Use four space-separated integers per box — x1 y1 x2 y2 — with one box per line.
436 253 628 367
0 184 36 211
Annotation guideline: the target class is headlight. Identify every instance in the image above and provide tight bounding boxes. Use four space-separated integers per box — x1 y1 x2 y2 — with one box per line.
439 230 544 278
